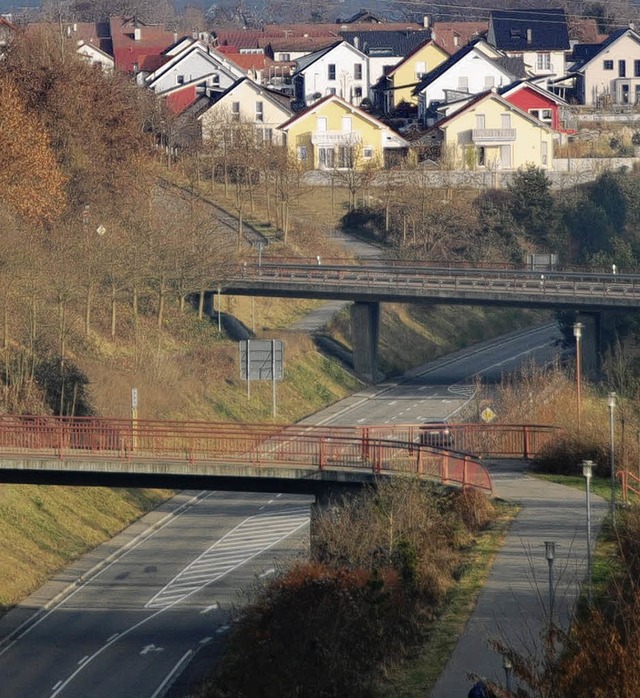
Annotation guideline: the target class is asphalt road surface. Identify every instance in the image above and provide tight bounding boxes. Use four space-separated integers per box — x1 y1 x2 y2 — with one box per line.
0 323 562 697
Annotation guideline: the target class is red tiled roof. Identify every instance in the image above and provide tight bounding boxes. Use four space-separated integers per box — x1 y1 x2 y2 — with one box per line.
109 17 180 73
568 18 607 44
165 84 198 114
431 21 488 54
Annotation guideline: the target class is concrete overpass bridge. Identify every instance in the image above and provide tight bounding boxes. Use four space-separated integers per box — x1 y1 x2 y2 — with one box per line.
0 416 561 500
220 259 640 380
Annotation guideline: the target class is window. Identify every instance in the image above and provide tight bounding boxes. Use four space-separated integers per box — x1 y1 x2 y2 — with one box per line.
338 146 351 168
477 146 486 166
635 60 640 77
341 116 352 133
500 144 511 168
255 101 264 122
501 113 511 129
354 63 362 80
328 63 336 80
603 60 614 70
537 53 551 71
622 84 630 104
354 86 362 98
415 60 426 78
619 60 627 77
475 113 485 130
176 74 185 84
262 128 273 143
327 87 336 95
363 146 373 158
484 75 495 88
316 116 327 132
458 76 469 91
211 73 220 85
541 141 548 166
280 53 290 62
530 108 553 124
297 145 308 161
318 147 334 168
231 102 240 120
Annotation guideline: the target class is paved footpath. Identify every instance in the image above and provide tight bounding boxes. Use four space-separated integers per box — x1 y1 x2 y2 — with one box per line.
431 459 608 697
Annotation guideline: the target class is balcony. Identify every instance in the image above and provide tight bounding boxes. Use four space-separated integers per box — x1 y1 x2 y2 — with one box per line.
471 128 516 144
311 130 361 146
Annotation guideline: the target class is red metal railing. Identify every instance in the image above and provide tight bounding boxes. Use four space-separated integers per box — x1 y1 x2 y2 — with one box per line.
618 470 640 502
0 416 499 493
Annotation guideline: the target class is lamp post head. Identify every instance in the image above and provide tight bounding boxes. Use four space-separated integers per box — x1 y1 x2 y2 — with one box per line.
582 460 593 479
544 540 556 560
503 654 513 671
573 321 583 339
608 392 617 409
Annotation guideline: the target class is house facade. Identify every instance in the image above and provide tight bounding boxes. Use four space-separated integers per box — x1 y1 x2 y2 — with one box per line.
373 39 449 112
145 42 245 96
424 90 554 170
199 77 293 145
487 8 570 84
569 26 640 106
278 94 408 169
293 41 369 107
413 40 523 121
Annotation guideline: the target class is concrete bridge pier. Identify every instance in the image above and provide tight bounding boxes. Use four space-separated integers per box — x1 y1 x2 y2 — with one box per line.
350 301 381 383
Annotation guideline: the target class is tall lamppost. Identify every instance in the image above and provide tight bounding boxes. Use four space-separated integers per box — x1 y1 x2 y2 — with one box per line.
544 541 556 619
582 459 593 604
608 392 617 525
573 322 584 431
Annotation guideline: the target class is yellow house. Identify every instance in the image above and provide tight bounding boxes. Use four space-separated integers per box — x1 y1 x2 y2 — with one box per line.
374 40 449 113
422 90 554 170
278 94 408 170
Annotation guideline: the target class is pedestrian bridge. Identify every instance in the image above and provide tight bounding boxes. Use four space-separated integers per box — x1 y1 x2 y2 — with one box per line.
0 416 560 497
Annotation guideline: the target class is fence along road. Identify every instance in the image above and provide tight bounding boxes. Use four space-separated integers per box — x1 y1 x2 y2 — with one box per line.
224 260 640 311
0 417 562 496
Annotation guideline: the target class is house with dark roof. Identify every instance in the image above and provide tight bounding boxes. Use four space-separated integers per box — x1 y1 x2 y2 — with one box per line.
487 8 570 85
292 40 369 107
567 24 640 106
371 39 449 114
412 39 526 123
430 21 488 54
340 29 432 88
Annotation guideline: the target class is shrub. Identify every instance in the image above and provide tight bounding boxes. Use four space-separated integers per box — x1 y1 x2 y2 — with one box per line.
452 487 496 532
532 433 609 476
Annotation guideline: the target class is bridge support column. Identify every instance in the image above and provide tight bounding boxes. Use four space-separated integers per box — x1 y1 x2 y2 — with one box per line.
202 291 214 316
350 301 381 383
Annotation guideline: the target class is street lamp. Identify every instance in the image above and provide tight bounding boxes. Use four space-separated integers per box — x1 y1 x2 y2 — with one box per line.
608 392 617 525
503 654 513 695
573 322 584 431
544 541 556 619
582 459 593 604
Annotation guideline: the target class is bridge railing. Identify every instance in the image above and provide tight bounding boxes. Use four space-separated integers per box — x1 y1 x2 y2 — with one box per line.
0 416 494 493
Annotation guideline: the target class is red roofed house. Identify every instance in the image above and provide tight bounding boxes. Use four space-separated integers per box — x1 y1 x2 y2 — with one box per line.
109 16 180 77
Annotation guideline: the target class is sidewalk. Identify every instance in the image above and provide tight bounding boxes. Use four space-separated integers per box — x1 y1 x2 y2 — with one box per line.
430 459 608 697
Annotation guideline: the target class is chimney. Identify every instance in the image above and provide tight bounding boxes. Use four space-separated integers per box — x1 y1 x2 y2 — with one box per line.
173 31 178 43
423 15 430 29
134 26 141 41
354 35 359 49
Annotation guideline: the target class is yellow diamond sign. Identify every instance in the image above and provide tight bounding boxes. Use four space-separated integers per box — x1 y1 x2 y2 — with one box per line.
481 407 497 423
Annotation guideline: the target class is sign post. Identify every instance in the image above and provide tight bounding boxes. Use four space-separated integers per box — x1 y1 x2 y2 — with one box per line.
239 340 284 417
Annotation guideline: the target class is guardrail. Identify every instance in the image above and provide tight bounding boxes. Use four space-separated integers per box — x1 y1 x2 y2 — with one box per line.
0 416 494 493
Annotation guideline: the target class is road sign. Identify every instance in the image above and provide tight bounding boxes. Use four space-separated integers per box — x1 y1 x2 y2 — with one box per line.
239 340 284 380
481 407 497 423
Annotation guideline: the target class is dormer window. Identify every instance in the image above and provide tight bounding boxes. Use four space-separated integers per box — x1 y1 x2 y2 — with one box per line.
510 29 521 39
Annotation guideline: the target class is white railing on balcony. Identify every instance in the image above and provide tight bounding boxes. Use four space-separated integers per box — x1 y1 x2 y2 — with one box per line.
311 131 361 146
471 128 516 143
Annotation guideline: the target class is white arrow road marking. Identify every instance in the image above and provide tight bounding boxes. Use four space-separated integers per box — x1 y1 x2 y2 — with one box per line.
140 644 164 656
145 508 309 609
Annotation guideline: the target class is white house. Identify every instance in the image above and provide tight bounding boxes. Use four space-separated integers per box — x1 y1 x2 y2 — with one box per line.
198 77 293 145
76 40 114 72
145 41 246 96
413 39 525 121
568 25 640 106
292 40 369 107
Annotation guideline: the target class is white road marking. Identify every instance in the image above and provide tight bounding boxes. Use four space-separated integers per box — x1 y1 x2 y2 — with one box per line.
216 625 230 634
140 644 164 656
52 682 62 691
106 634 118 643
150 650 193 698
199 637 212 645
145 508 309 609
78 656 89 665
200 603 219 614
259 568 275 578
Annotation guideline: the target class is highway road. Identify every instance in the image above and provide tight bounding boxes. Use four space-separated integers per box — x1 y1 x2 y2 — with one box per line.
0 323 562 697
